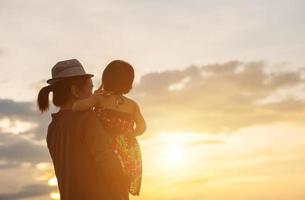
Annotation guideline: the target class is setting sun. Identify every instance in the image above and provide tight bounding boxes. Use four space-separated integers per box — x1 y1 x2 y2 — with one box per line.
1 1 305 200
163 142 186 167
155 133 190 170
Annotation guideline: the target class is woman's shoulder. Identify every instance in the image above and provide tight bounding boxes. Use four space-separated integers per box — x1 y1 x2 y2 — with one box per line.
122 96 138 109
78 110 100 122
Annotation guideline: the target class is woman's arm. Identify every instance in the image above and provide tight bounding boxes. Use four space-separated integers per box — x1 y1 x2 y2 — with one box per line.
133 103 146 136
72 94 97 111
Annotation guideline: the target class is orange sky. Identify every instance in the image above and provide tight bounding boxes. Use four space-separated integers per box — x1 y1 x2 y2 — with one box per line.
0 0 305 199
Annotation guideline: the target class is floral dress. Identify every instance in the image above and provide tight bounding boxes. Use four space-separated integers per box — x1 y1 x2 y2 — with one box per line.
95 108 142 196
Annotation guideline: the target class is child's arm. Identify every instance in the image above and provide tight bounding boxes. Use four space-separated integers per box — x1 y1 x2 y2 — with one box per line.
72 94 98 111
133 103 146 137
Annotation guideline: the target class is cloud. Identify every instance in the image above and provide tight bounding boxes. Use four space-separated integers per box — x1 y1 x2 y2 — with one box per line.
0 183 52 200
0 60 304 169
0 98 52 139
0 99 51 166
0 60 304 200
0 99 34 118
0 132 49 164
130 61 305 133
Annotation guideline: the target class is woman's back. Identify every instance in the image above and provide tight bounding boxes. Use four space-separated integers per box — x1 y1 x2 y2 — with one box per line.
47 110 128 199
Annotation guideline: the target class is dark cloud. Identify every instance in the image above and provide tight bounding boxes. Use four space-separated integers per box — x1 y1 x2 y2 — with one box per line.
2 61 303 141
130 61 305 133
0 161 19 169
0 184 52 200
0 132 49 164
0 99 34 118
0 99 51 165
0 98 52 139
0 60 304 169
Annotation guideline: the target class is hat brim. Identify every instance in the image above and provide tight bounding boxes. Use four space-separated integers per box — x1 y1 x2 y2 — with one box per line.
47 74 94 84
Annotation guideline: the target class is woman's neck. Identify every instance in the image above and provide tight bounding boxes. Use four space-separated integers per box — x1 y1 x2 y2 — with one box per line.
59 98 76 110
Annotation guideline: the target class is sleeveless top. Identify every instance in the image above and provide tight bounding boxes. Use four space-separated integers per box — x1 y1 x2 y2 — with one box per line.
95 108 142 196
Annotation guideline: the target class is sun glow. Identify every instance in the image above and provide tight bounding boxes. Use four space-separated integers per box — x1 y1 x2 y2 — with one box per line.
48 177 58 186
161 140 187 168
0 117 37 135
50 192 60 200
48 176 59 199
146 132 203 173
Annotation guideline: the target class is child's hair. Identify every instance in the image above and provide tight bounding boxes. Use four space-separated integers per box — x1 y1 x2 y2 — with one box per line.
102 60 134 94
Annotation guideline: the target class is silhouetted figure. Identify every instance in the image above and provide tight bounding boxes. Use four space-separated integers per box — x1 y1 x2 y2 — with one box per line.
37 59 129 200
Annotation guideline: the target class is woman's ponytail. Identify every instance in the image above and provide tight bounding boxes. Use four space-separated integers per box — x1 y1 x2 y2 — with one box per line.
37 85 52 112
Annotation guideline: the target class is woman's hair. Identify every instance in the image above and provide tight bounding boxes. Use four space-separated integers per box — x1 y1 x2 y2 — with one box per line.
37 76 89 112
102 60 134 94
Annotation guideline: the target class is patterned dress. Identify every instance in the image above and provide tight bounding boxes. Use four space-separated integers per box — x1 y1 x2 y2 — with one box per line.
95 108 142 196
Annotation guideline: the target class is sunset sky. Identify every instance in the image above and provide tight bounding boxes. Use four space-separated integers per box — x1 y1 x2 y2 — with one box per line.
0 0 305 200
